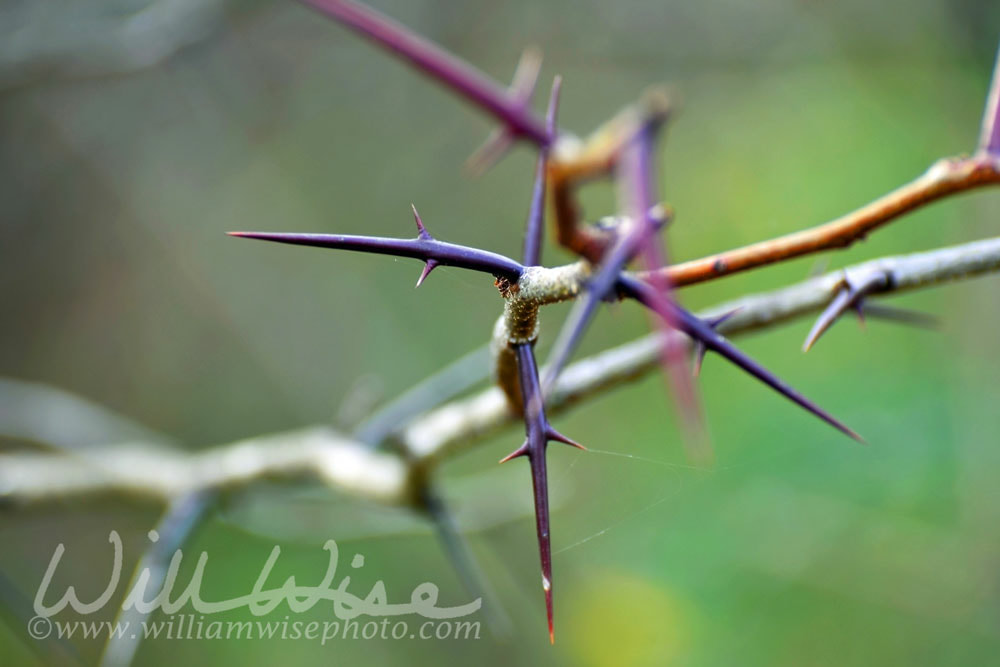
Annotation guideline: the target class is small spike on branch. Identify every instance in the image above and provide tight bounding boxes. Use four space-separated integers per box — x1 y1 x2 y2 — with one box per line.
415 260 438 287
409 204 440 286
692 309 742 376
411 203 433 240
802 270 889 352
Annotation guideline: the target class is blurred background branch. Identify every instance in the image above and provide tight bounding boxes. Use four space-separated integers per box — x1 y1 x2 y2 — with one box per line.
0 0 229 90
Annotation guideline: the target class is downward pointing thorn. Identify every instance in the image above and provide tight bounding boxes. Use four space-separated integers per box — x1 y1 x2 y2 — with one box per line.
416 260 438 287
692 342 707 377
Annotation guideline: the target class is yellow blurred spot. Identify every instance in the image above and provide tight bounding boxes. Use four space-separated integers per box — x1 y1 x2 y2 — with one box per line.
566 570 690 667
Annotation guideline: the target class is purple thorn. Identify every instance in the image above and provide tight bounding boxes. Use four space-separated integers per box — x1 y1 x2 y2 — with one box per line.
521 76 563 267
978 42 1000 156
546 427 586 452
228 226 523 282
300 0 551 146
618 116 708 457
416 259 438 287
411 204 433 240
499 442 530 464
707 307 742 329
510 343 582 643
618 274 864 443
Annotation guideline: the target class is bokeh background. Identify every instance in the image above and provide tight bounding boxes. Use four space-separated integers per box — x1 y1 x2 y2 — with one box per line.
2 0 1000 665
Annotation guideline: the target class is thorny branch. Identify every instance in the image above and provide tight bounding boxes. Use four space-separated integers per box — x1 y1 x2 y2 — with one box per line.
5 0 1000 653
6 235 1000 506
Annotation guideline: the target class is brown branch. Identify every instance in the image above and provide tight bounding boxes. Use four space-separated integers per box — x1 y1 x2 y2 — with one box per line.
649 154 1000 287
547 87 675 262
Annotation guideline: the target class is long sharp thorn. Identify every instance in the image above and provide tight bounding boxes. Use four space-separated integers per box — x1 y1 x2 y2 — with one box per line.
698 313 863 441
619 274 863 442
621 114 708 458
527 446 554 644
300 0 550 145
522 435 555 644
227 228 524 281
521 76 563 267
513 343 578 642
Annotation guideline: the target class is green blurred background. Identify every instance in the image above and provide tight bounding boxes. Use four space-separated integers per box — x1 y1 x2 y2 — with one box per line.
2 0 1000 665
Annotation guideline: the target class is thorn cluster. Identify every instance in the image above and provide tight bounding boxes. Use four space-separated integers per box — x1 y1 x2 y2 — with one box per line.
229 0 1000 644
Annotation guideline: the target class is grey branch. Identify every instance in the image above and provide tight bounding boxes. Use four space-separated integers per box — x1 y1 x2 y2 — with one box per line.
3 236 999 506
